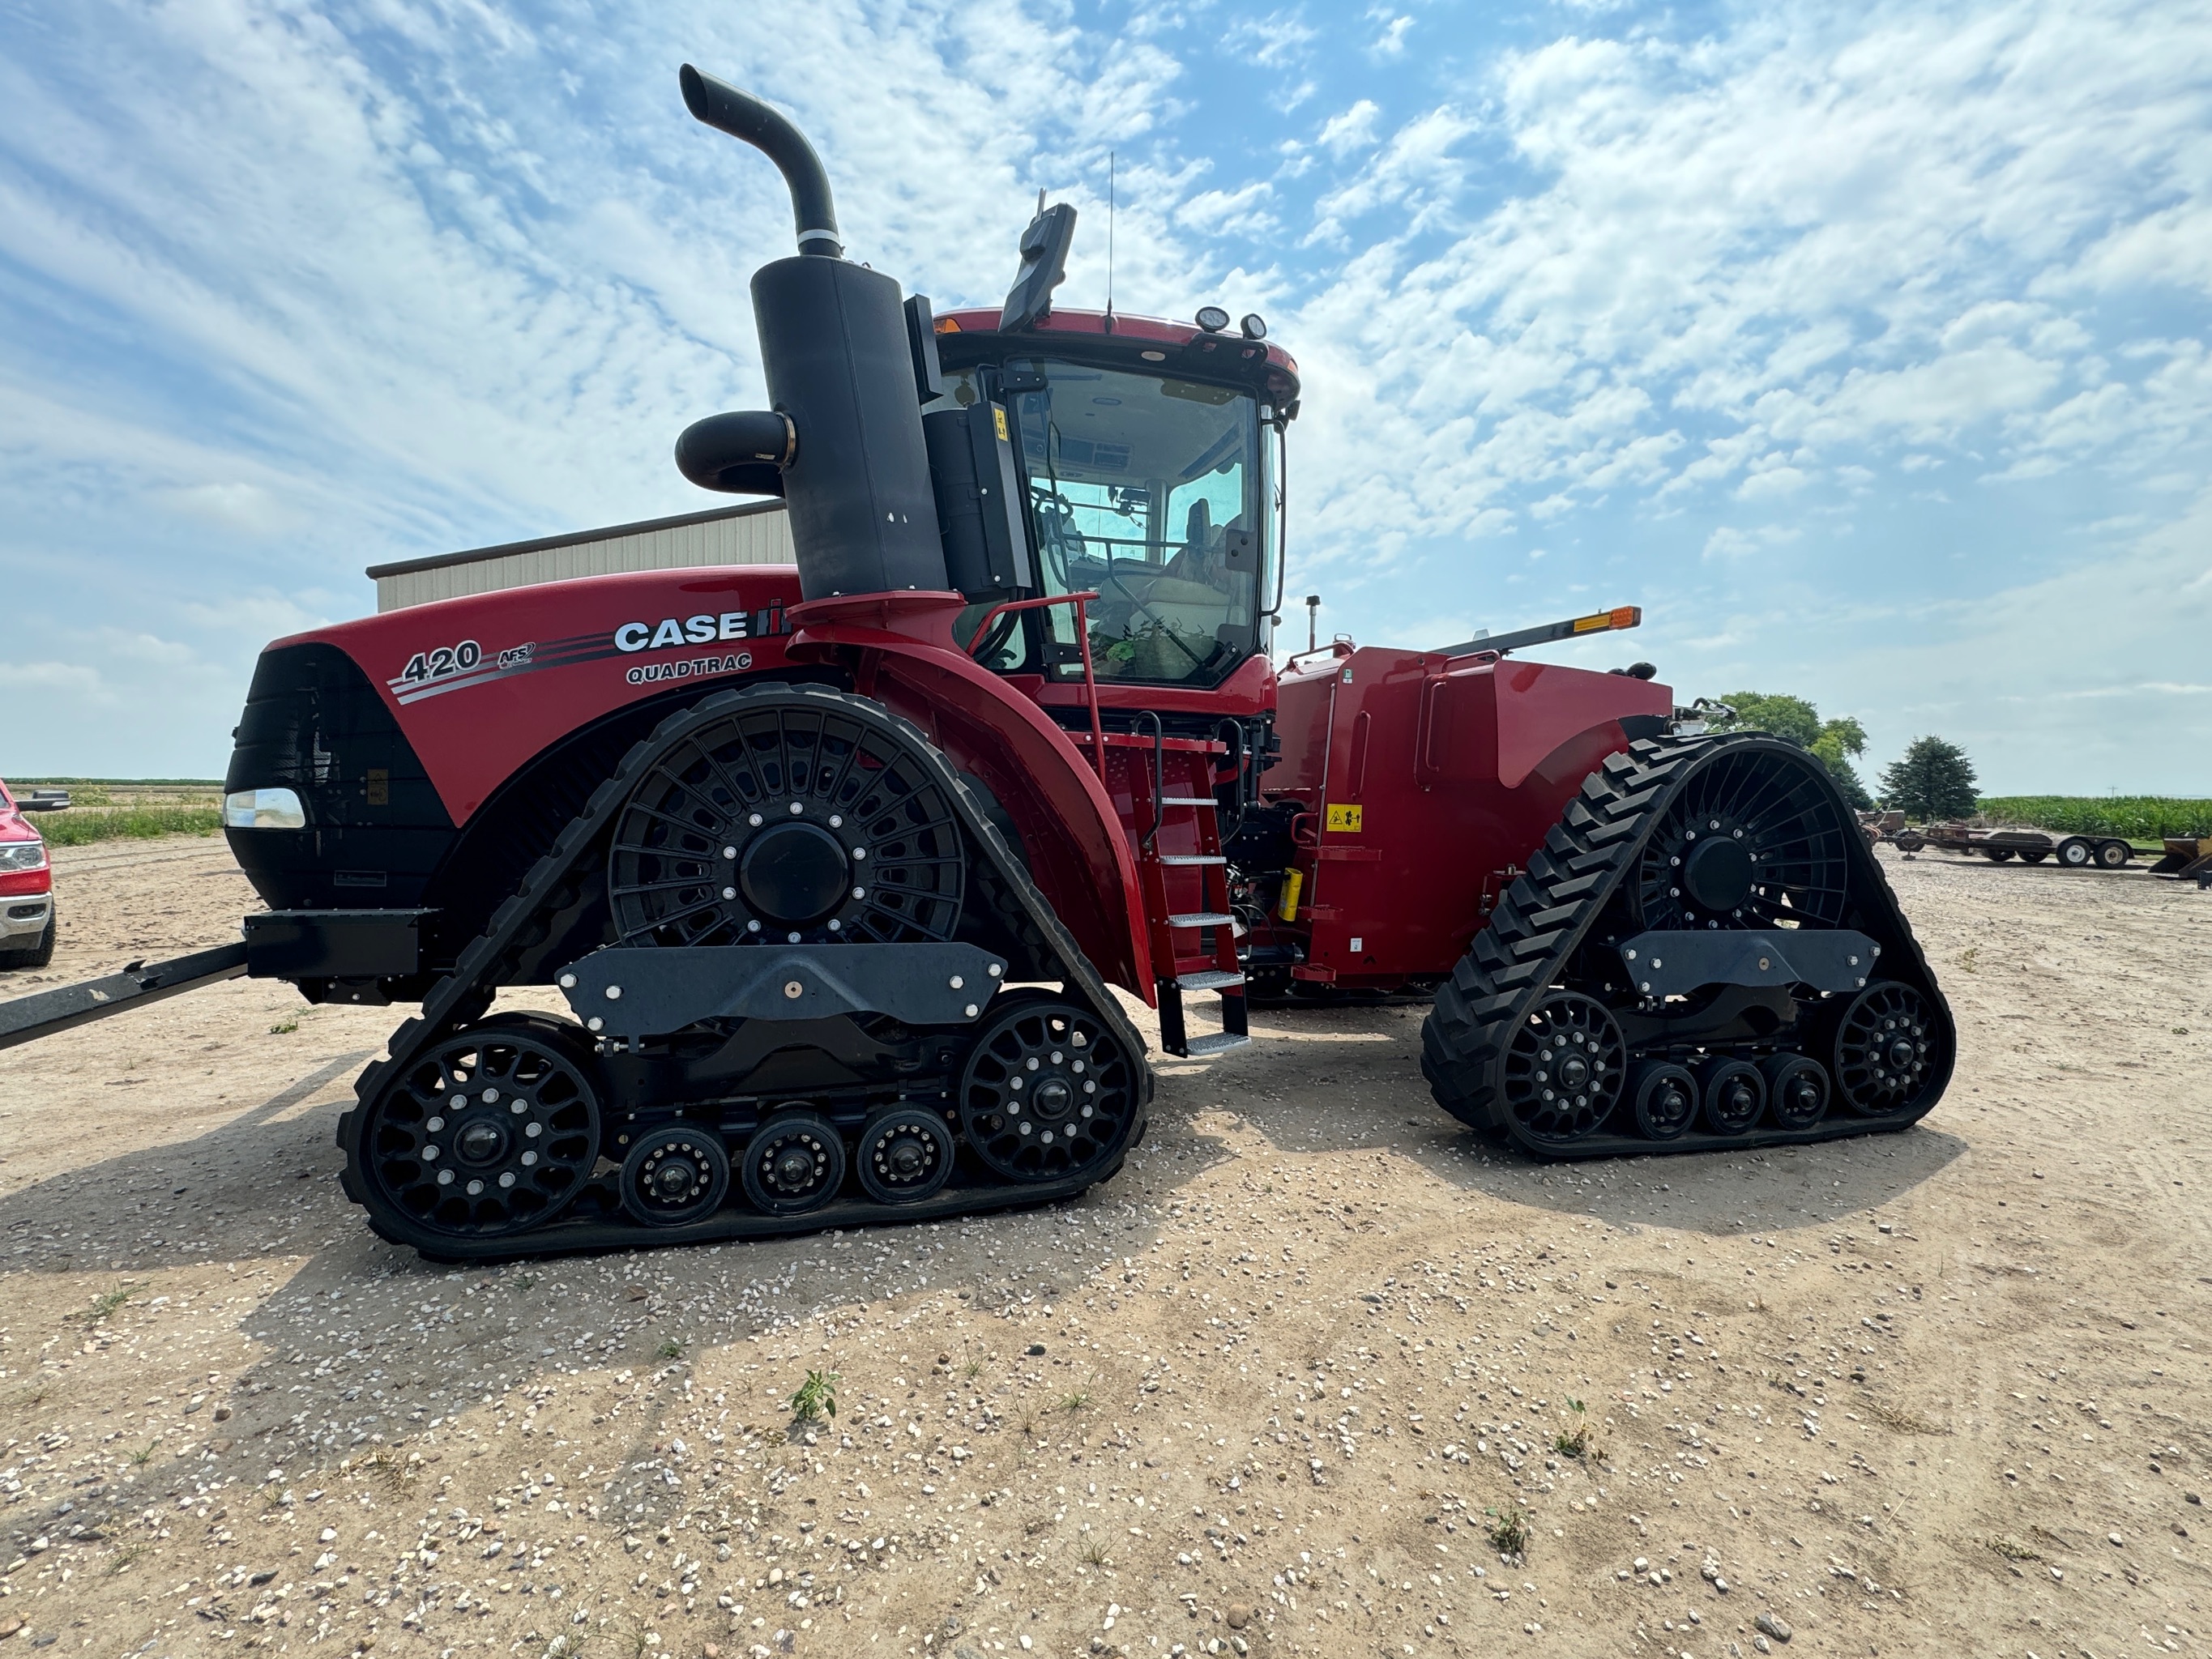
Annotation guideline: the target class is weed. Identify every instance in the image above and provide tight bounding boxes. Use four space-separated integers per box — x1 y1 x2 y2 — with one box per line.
269 1017 300 1035
1485 1505 1531 1558
1959 947 1979 974
788 1369 839 1424
1061 1388 1091 1414
656 1338 685 1361
75 1282 137 1323
129 1442 156 1467
1987 1535 2041 1563
1552 1399 1590 1460
515 1274 536 1291
963 1359 984 1380
1018 1410 1040 1439
106 1542 147 1576
1079 1537 1110 1567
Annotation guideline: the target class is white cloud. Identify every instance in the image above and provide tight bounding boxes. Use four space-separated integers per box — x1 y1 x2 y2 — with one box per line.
1317 100 1382 157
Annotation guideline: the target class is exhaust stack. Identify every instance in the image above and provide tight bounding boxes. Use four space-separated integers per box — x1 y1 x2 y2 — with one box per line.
674 66 948 602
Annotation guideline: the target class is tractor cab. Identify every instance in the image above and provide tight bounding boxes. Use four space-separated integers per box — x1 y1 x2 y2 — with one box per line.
930 304 1300 702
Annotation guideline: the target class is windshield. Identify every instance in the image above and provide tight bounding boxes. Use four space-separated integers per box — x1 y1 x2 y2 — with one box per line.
1003 361 1267 685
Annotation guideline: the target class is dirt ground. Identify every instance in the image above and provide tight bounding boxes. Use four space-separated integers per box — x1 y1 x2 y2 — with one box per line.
2 834 2209 1659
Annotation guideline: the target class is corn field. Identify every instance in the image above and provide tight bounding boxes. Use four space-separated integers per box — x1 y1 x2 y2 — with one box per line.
1974 795 2212 841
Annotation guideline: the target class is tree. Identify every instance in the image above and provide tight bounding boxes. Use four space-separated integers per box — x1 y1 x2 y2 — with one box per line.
1880 736 1979 822
1710 692 1874 809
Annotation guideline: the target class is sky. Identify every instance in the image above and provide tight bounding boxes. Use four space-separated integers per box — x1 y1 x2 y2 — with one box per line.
1 0 2208 791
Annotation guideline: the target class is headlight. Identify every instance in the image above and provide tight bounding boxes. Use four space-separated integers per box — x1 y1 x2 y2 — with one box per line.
0 841 46 872
224 788 306 830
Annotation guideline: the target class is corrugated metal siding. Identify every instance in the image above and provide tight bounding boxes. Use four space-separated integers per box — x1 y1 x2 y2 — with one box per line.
374 505 793 612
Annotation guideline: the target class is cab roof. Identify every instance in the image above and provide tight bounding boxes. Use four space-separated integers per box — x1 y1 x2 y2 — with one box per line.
934 307 1301 414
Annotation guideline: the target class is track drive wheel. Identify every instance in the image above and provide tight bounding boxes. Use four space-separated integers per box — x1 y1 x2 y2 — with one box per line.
359 1021 600 1239
958 994 1138 1183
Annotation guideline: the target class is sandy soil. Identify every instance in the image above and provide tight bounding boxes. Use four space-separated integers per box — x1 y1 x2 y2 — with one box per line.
2 834 2210 1659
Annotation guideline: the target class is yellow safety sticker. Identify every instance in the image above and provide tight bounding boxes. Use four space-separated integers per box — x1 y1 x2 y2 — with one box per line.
1326 803 1363 832
993 406 1009 441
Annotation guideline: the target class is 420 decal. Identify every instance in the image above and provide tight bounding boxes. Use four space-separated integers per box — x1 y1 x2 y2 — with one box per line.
398 639 483 683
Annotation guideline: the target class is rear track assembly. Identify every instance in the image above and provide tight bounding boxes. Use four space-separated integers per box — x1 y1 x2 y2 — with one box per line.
1421 733 1954 1158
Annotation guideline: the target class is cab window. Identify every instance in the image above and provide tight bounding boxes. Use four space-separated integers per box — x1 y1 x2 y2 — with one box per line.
1006 362 1266 685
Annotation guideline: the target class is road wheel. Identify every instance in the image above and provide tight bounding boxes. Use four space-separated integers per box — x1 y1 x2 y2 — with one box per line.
1984 848 2015 863
2096 839 2131 868
2018 849 2048 864
2058 838 2093 867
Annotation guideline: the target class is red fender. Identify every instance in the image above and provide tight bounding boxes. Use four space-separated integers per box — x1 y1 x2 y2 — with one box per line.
784 592 1154 1003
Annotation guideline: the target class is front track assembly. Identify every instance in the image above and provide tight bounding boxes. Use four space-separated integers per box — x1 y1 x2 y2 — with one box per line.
1422 733 1954 1158
335 684 1150 1260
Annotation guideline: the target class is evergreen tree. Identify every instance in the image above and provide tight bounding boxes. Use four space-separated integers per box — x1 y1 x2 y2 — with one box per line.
1879 736 1978 821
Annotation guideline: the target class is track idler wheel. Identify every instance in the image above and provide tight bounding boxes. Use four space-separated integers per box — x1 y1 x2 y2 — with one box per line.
1501 992 1625 1145
1697 1057 1766 1135
959 995 1138 1183
1830 982 1944 1116
1630 1060 1697 1141
1761 1054 1830 1128
362 1022 600 1239
740 1111 848 1215
620 1124 732 1227
856 1107 957 1205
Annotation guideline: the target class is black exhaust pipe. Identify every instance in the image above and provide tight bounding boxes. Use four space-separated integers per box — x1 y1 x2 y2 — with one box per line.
675 66 949 602
678 65 841 258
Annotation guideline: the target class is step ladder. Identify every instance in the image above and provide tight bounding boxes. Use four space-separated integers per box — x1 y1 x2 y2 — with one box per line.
1138 791 1251 1060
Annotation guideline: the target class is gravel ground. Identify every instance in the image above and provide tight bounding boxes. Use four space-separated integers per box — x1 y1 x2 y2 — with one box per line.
2 835 2209 1659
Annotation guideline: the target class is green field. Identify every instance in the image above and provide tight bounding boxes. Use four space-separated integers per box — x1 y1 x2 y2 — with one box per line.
9 779 224 847
1975 795 2212 840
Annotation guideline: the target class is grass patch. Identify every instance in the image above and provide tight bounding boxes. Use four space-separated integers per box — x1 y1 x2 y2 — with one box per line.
269 1017 300 1035
788 1369 839 1424
1484 1504 1531 1558
41 805 224 847
655 1338 685 1360
1974 795 2212 841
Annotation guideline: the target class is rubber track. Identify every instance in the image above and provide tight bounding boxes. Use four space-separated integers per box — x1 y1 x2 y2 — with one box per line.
336 682 1151 1258
1420 731 1954 1160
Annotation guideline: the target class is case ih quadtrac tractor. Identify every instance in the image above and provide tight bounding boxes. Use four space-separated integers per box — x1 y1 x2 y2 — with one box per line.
0 69 1952 1258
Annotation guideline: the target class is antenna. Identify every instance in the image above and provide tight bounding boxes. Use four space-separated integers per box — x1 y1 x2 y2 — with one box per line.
1105 151 1116 333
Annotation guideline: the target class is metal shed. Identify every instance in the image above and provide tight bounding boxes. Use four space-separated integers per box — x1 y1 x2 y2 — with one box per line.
366 501 792 612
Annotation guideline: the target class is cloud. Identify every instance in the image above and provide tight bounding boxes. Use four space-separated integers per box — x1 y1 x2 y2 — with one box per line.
1317 100 1382 158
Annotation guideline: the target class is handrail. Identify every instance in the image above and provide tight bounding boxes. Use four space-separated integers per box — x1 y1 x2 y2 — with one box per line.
1135 710 1166 851
965 590 1106 778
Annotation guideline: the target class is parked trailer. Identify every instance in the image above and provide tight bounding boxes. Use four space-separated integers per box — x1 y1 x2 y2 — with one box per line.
2150 838 2212 887
1917 822 2137 869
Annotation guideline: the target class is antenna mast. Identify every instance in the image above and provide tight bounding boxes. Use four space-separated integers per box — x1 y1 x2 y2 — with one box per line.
1105 151 1116 333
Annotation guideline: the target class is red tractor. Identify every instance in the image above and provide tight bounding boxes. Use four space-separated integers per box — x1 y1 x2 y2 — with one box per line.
0 70 1952 1256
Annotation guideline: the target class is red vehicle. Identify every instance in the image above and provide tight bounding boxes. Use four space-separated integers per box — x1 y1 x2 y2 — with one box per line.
0 780 58 970
0 68 1953 1256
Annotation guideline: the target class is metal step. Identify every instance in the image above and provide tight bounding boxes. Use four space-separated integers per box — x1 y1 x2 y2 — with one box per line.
1183 1031 1252 1057
1168 911 1234 928
1176 970 1246 992
1159 795 1217 807
1155 855 1226 867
